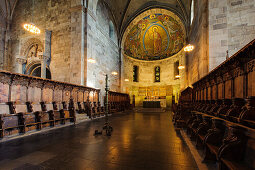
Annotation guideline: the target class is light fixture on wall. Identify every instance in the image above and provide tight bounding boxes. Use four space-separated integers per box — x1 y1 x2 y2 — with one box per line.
178 65 185 70
23 0 40 34
124 79 129 82
175 75 181 78
23 23 40 34
184 44 194 52
111 71 118 76
88 58 96 63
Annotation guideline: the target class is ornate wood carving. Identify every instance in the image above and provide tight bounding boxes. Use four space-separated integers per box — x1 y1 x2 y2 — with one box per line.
247 59 255 73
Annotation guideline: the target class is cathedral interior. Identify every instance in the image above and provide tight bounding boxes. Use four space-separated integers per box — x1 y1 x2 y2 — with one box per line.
0 0 254 169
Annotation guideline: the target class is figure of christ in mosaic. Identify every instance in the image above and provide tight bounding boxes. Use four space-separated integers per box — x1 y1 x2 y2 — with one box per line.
124 13 185 61
149 26 162 55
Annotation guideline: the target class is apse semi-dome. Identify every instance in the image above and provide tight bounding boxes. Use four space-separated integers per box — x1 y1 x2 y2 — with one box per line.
124 13 185 61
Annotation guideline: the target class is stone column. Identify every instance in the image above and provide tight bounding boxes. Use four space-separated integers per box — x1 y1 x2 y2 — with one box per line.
44 30 52 59
16 57 26 74
39 54 49 79
40 30 52 79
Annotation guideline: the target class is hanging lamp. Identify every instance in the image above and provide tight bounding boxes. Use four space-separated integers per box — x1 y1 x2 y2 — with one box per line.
184 44 194 52
23 0 40 34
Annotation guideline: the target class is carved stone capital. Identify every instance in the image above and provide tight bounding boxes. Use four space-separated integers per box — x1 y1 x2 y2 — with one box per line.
0 73 12 84
16 57 26 64
247 59 255 73
39 53 50 61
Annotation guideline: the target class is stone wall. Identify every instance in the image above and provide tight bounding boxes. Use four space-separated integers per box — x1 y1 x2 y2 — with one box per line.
186 0 209 86
6 0 121 104
122 52 185 107
0 27 4 69
10 0 74 83
121 8 186 107
209 0 255 71
86 0 120 101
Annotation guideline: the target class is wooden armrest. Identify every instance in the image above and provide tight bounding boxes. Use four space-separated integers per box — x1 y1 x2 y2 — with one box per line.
221 158 253 170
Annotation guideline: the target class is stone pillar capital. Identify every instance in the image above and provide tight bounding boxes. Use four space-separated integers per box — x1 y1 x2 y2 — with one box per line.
16 57 26 64
38 53 50 61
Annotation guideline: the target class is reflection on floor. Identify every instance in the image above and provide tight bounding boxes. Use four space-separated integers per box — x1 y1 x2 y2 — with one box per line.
0 112 198 170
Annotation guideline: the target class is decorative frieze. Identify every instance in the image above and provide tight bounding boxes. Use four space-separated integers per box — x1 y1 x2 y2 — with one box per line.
247 59 255 73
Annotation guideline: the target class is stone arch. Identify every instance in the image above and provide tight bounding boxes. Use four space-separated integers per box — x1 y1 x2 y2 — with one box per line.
25 60 51 79
121 9 187 48
20 38 44 58
96 0 118 44
121 8 186 61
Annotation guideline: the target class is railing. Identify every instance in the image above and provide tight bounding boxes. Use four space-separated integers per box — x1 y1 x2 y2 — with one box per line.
0 70 101 138
0 70 100 106
175 38 255 170
192 38 255 101
107 91 131 113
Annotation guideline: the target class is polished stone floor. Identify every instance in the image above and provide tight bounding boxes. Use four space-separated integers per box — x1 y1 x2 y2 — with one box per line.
0 112 198 170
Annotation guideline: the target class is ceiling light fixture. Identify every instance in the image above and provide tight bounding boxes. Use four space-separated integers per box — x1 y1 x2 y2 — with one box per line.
23 23 40 34
23 0 40 34
178 65 185 70
88 58 96 63
184 44 194 52
111 71 118 76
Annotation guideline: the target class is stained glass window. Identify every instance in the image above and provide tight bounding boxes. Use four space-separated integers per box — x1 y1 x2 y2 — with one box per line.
133 65 138 82
155 66 160 82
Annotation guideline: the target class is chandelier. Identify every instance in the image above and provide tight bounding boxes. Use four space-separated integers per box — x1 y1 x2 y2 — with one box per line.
88 58 96 63
184 44 194 52
23 23 40 34
23 0 40 34
111 71 118 75
178 65 185 70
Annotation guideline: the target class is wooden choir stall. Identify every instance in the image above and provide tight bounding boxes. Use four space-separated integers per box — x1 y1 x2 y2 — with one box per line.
0 70 131 139
173 39 255 170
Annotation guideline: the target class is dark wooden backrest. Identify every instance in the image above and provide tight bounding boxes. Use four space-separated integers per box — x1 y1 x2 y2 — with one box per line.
40 102 47 112
52 102 58 111
26 102 33 113
62 102 67 110
7 102 16 114
2 114 19 129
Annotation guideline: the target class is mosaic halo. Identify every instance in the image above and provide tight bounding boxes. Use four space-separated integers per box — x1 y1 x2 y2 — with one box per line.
124 13 185 61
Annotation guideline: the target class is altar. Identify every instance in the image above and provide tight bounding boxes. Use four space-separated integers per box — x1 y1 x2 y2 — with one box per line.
143 101 161 108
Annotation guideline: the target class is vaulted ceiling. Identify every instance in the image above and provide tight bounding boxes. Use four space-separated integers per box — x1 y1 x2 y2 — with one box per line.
103 0 192 37
0 0 191 37
0 0 18 28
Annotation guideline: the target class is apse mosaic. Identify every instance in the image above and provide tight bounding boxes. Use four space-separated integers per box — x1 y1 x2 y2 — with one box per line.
124 14 185 61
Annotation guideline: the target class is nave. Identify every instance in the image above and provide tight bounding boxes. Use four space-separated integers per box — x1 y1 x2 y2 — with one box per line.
0 112 198 170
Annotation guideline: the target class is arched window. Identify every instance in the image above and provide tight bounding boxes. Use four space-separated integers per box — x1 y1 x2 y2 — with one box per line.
190 0 195 24
133 65 138 82
174 61 180 79
155 66 160 82
109 21 114 39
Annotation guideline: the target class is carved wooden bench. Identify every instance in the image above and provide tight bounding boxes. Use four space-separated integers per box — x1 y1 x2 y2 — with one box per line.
65 100 76 123
0 113 21 138
84 101 93 118
37 102 54 128
196 115 212 148
225 98 245 122
203 118 226 161
216 99 232 118
97 102 104 115
239 96 255 128
20 102 41 132
77 102 85 114
217 125 251 170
